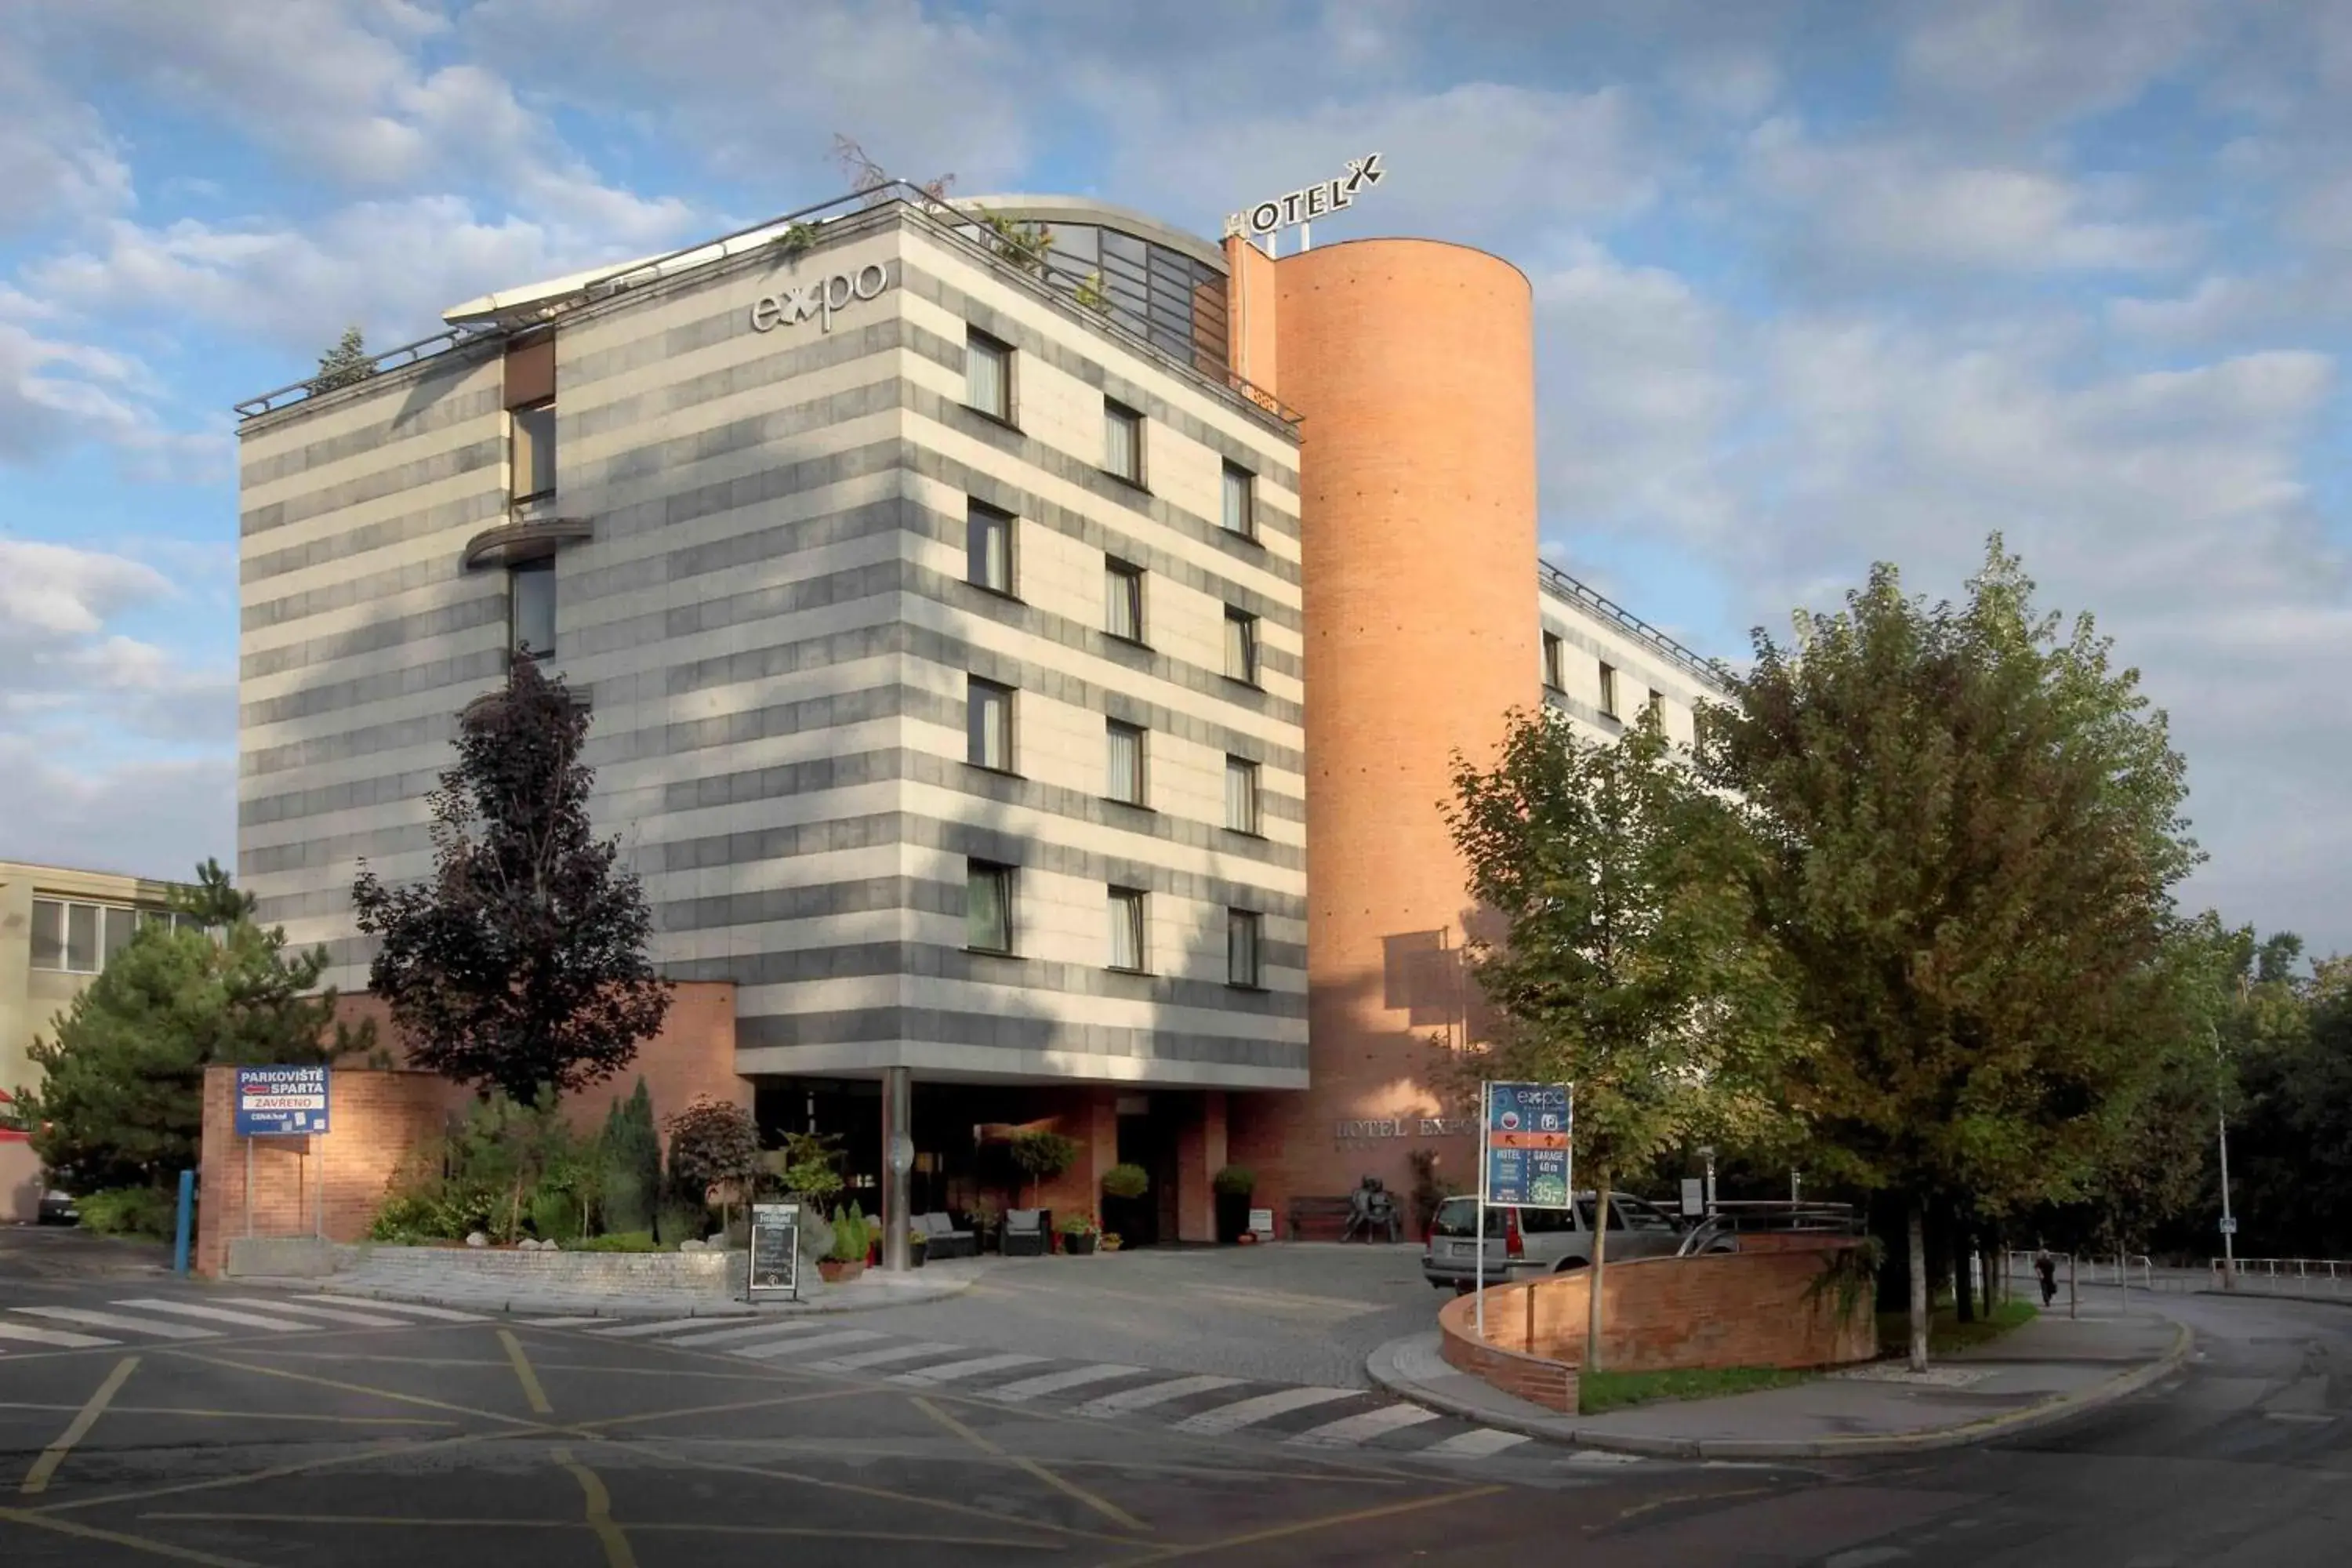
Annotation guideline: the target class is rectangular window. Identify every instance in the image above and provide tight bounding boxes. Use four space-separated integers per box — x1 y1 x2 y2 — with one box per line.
1225 755 1261 834
967 500 1014 596
967 861 1014 953
1106 720 1146 806
1227 908 1263 989
1221 463 1255 539
66 902 99 974
967 677 1014 771
511 401 556 503
1598 661 1620 719
510 557 556 660
1105 559 1145 643
102 906 136 967
1103 399 1144 484
1647 688 1664 721
29 898 64 970
966 330 1011 421
1542 632 1565 691
1108 887 1148 972
1224 608 1259 685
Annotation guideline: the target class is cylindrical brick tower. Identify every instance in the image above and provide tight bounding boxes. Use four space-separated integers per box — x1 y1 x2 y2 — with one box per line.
1227 237 1540 1210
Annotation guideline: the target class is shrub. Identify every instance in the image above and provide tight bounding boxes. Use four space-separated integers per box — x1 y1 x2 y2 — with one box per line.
1007 1129 1079 1200
1102 1163 1149 1200
829 1203 869 1264
1212 1165 1255 1198
529 1187 583 1243
597 1080 661 1235
573 1230 659 1253
369 1193 442 1241
1056 1210 1098 1236
655 1201 708 1248
79 1186 176 1240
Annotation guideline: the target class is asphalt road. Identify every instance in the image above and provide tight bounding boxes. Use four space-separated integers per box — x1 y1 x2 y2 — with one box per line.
3 1226 2351 1566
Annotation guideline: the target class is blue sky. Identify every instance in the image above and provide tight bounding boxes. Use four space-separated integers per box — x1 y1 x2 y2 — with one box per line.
4 1 2349 955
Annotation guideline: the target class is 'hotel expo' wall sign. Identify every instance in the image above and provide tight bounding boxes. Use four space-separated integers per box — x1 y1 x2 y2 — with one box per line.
750 261 893 334
1225 154 1385 248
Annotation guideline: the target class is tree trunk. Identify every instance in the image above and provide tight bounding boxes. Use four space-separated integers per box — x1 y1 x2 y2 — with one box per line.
1586 1178 1612 1376
1953 1214 1976 1323
1981 1236 2002 1308
1907 1195 1931 1373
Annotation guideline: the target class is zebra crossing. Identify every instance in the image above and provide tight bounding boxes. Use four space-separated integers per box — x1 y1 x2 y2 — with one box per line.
547 1312 1541 1460
0 1294 483 1350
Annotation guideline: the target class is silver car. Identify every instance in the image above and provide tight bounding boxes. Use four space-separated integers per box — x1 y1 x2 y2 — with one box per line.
1421 1192 1686 1291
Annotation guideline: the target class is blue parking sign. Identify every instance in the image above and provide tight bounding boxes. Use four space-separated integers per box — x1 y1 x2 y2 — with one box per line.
1484 1081 1571 1208
234 1065 330 1137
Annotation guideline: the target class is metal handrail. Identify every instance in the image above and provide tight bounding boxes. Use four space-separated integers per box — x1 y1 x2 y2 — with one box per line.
234 323 499 418
2210 1257 2352 1296
1539 558 1733 691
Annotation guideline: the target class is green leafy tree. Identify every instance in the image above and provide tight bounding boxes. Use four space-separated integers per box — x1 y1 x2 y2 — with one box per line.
663 1095 761 1233
597 1079 662 1235
1448 707 1802 1370
17 913 365 1193
310 325 377 393
353 656 672 1105
1700 539 2201 1369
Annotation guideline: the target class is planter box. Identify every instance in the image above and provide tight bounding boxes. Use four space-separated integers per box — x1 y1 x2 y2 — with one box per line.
331 1244 734 1298
1063 1232 1098 1256
1214 1193 1253 1245
818 1258 866 1284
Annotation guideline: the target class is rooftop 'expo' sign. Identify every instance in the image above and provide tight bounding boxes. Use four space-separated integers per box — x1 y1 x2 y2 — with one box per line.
1225 153 1386 249
750 262 893 334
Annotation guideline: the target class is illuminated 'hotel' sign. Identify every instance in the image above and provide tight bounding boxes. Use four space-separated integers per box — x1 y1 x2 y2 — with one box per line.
1225 153 1385 247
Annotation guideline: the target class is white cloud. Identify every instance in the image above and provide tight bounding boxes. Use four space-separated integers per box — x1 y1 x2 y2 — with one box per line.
0 540 234 747
1897 0 2212 136
0 44 132 235
0 737 234 885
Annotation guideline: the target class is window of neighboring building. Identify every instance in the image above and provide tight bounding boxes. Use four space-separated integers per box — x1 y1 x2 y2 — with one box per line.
30 899 145 974
1105 558 1145 643
1108 887 1148 973
28 899 64 970
1598 661 1620 719
511 400 556 504
1542 632 1565 691
1106 720 1146 806
967 861 1014 953
1224 607 1260 685
1647 688 1664 721
966 329 1012 421
967 500 1015 597
1225 755 1261 834
1103 399 1145 485
1227 908 1264 989
510 557 556 660
1221 463 1256 539
967 677 1015 771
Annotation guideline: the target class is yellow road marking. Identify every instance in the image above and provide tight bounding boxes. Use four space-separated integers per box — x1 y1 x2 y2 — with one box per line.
645 1434 1406 1485
1099 1484 1508 1564
499 1329 554 1415
20 1355 138 1496
33 1430 502 1517
1612 1483 1777 1523
572 1385 867 1428
912 1394 1152 1534
0 1401 452 1428
554 1447 637 1568
0 1503 262 1566
167 1352 575 1433
140 1512 1068 1548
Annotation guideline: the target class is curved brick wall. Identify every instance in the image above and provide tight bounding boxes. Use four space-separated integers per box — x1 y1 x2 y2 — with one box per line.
1437 1240 1880 1414
1229 238 1539 1210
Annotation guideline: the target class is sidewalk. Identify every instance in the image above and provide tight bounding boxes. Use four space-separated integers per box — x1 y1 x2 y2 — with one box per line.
1367 1306 2191 1459
299 1254 989 1319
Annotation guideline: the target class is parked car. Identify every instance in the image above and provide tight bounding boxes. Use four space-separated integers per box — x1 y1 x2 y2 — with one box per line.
37 1189 80 1226
1421 1192 1685 1292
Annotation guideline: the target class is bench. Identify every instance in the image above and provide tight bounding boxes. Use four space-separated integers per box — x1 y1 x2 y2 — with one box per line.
1286 1196 1359 1241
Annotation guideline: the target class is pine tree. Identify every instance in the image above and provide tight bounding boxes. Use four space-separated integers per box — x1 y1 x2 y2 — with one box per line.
174 857 256 926
310 325 378 393
596 1079 661 1235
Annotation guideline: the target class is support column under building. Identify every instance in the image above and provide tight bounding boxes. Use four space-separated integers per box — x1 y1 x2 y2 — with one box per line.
881 1066 912 1272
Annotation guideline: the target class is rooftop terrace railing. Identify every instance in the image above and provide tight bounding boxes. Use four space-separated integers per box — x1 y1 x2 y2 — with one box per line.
1539 557 1732 692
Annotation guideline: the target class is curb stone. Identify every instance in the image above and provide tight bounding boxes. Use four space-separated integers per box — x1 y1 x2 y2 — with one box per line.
313 1269 982 1319
1366 1319 2194 1460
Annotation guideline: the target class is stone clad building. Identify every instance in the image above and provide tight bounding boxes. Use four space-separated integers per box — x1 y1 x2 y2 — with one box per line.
233 186 1724 1248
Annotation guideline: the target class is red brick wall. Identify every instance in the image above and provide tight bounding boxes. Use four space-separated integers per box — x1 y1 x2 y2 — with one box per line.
1437 1239 1878 1405
195 982 742 1275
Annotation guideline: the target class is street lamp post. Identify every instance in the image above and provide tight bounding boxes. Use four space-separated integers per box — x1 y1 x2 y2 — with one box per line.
2213 1019 2237 1290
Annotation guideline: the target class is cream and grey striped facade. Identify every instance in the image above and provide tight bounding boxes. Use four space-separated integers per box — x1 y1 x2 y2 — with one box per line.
237 203 1308 1090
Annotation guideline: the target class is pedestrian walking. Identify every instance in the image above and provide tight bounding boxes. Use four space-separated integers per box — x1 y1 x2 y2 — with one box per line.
2034 1247 2058 1307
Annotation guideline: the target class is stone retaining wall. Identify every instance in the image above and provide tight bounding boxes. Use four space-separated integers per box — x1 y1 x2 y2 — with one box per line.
336 1244 735 1297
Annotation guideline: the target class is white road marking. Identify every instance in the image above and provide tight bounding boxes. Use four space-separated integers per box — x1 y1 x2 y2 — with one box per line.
890 1352 1047 1386
984 1364 1149 1404
211 1298 414 1329
11 1308 220 1341
516 1317 605 1327
801 1341 964 1374
299 1296 485 1322
1074 1374 1244 1417
0 1322 115 1349
735 1329 884 1360
660 1319 834 1348
1172 1385 1359 1436
110 1300 319 1332
1422 1428 1531 1459
583 1318 713 1338
1285 1403 1443 1447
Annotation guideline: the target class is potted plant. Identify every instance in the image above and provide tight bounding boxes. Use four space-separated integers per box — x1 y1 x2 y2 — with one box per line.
1102 1162 1149 1248
906 1227 927 1269
1058 1211 1099 1256
1213 1165 1255 1244
1008 1129 1080 1207
971 1196 1004 1254
818 1203 868 1284
1100 1232 1123 1253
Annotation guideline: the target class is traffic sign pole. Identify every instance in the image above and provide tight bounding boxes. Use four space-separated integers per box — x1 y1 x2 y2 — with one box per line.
1474 1081 1489 1341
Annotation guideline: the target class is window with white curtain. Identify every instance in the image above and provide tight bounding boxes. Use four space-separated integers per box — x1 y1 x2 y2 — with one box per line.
1221 463 1254 538
966 330 1012 420
967 500 1014 595
1105 559 1145 642
1108 887 1148 972
1224 608 1259 685
1227 908 1263 988
967 677 1014 771
1542 632 1565 690
1103 399 1144 484
1224 755 1260 834
1106 720 1145 805
1598 661 1620 718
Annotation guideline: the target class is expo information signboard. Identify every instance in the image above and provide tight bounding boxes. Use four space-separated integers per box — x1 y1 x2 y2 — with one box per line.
1483 1081 1571 1209
234 1065 330 1138
748 1202 801 1301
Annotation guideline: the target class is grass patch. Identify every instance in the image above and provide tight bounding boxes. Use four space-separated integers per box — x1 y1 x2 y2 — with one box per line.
1877 1297 2038 1357
1578 1365 1815 1416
